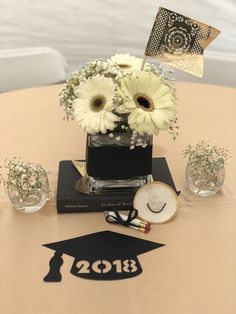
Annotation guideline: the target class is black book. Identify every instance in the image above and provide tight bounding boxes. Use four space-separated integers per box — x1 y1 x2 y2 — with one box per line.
57 158 178 213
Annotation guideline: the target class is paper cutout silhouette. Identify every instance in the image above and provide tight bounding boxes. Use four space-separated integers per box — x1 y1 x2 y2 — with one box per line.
43 230 165 281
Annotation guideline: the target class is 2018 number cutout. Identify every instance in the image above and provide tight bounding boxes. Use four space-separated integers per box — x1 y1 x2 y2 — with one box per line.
76 259 137 274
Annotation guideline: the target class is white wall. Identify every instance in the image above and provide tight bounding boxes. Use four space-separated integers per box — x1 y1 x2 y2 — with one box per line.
0 0 235 75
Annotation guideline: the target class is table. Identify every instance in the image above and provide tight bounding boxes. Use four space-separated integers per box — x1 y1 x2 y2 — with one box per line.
0 83 236 314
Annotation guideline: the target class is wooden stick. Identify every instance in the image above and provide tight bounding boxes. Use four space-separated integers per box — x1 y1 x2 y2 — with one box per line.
140 56 147 71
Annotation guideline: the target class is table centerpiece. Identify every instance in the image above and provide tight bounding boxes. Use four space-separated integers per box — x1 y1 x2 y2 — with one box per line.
59 54 178 193
58 6 220 196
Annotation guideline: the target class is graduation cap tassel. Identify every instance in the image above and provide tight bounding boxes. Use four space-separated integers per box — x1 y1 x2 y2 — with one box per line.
43 251 64 282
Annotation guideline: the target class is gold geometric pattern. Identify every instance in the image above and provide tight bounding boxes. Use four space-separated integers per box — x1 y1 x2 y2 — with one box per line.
145 7 221 77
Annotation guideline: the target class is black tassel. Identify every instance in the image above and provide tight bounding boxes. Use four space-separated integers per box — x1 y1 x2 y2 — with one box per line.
44 251 63 282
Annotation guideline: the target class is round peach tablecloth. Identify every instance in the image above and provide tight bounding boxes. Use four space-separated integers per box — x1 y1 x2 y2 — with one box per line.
0 82 236 314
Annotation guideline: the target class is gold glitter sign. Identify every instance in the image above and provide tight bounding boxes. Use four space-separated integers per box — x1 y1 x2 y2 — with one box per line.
144 7 221 77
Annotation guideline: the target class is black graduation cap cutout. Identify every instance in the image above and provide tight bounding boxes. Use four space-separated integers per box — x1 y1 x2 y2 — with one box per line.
43 230 165 281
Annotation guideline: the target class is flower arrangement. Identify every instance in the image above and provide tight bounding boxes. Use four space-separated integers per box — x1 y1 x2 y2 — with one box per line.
59 54 178 146
183 141 231 195
0 157 48 200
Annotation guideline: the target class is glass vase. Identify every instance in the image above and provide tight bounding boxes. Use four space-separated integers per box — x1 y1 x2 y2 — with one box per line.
186 161 225 197
86 132 153 193
7 166 50 213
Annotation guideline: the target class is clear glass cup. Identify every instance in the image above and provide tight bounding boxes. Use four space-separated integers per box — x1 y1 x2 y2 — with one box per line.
186 161 225 197
7 165 50 213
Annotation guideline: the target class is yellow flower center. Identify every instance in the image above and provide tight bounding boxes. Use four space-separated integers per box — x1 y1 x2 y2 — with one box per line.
90 95 106 112
134 94 154 111
118 63 132 69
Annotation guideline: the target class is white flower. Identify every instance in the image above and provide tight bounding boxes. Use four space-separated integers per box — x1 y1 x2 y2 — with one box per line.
117 71 176 135
107 54 143 71
72 75 120 134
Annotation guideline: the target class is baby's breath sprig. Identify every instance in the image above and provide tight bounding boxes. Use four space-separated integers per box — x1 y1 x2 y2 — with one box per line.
0 157 48 200
183 141 231 193
167 118 179 140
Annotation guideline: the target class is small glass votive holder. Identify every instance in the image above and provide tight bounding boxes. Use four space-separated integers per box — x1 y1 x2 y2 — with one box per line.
1 159 50 213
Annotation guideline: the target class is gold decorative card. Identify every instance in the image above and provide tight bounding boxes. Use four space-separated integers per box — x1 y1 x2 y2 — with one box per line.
145 7 221 77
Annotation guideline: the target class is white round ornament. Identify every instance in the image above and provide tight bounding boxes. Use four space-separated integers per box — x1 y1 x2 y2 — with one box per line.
133 181 178 224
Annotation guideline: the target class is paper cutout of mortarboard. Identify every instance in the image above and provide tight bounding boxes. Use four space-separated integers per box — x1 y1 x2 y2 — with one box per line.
43 230 165 282
144 7 221 77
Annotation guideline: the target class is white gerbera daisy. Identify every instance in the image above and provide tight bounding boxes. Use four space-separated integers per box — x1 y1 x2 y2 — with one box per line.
72 76 120 134
117 71 176 135
107 54 143 71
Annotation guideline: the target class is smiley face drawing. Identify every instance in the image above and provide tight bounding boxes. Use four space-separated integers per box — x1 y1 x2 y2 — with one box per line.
133 181 178 223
